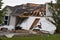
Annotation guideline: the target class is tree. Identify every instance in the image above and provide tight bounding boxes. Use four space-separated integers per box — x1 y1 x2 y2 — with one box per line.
0 0 6 24
48 0 60 33
56 0 60 3
55 0 60 33
0 0 3 9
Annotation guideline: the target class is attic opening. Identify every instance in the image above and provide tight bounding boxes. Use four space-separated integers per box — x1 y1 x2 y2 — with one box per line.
18 11 46 17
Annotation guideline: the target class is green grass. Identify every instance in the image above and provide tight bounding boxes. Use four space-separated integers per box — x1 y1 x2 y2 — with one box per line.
0 34 60 40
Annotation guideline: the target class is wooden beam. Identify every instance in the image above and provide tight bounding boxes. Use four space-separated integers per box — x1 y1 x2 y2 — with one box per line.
32 11 35 16
30 18 40 30
18 15 29 18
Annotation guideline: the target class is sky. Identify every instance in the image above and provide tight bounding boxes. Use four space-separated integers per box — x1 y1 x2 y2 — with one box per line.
2 0 56 9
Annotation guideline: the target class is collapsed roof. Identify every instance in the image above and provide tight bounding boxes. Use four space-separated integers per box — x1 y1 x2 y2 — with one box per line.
5 3 46 16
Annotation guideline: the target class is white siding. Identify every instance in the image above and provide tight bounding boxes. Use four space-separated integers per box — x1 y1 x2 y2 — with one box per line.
4 7 12 25
46 4 52 16
20 16 56 30
5 7 12 16
5 7 16 26
20 17 41 30
10 16 16 26
20 17 36 30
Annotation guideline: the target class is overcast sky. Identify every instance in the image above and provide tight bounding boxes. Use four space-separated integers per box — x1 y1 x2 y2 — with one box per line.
2 0 56 9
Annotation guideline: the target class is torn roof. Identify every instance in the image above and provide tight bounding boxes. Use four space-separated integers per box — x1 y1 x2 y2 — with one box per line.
4 3 46 16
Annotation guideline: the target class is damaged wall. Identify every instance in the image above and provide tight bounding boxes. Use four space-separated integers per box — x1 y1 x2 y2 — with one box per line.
19 17 56 34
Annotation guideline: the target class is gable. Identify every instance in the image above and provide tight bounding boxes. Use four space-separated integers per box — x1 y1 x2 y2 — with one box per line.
5 7 12 16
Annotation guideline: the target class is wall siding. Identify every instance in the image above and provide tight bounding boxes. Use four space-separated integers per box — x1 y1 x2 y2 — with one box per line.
46 4 52 16
10 16 16 26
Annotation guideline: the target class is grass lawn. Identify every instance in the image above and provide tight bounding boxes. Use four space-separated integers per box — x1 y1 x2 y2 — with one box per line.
0 34 60 40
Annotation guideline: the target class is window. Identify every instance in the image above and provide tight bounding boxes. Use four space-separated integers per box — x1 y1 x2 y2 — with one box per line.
4 21 7 25
4 16 10 25
5 16 8 21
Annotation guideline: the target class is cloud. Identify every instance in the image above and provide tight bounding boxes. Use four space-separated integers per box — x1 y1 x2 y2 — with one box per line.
2 0 56 9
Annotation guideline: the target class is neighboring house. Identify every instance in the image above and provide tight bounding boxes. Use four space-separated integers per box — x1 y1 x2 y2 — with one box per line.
3 3 56 33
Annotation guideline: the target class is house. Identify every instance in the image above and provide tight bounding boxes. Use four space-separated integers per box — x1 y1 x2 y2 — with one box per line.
3 3 56 34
